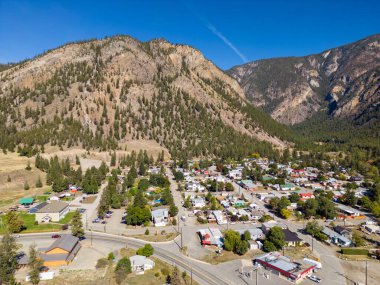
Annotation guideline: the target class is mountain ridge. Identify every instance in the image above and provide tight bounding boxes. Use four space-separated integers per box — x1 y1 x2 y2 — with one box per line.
0 35 297 160
227 33 380 126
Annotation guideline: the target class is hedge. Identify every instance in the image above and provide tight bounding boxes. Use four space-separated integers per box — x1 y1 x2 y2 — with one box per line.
341 248 369 255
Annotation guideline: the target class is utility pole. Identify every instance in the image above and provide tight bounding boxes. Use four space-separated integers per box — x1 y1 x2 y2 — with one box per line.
311 234 314 252
190 266 193 285
181 227 183 249
178 216 180 233
365 260 368 285
256 268 258 285
90 228 93 246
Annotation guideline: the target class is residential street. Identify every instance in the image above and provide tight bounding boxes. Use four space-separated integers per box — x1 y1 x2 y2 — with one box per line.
231 181 347 285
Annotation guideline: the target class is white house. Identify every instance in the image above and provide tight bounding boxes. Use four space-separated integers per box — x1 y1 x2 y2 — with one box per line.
228 169 242 180
191 197 206 208
151 208 169 227
212 210 227 225
186 182 205 192
129 255 155 274
35 201 70 223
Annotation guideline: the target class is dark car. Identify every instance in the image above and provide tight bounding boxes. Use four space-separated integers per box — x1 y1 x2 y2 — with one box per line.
40 266 49 272
101 220 107 224
51 234 61 239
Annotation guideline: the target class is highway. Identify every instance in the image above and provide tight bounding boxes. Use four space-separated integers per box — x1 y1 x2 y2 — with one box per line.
17 231 229 285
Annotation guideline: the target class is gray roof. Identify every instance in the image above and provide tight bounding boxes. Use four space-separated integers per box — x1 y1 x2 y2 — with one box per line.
37 201 69 213
283 229 302 242
236 228 264 238
151 208 169 218
45 235 79 253
130 255 155 267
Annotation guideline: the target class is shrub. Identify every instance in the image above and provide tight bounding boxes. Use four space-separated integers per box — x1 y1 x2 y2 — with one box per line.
115 257 131 284
161 268 170 276
136 244 154 257
145 229 150 235
96 258 109 269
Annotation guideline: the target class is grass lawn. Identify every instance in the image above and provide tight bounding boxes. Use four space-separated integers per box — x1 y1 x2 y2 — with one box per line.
0 212 62 234
35 195 49 202
59 211 75 224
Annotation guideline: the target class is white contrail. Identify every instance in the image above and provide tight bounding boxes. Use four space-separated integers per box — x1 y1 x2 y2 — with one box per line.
207 24 248 63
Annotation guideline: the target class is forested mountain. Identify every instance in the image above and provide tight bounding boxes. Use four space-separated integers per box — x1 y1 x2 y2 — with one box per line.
0 35 298 160
228 34 380 156
228 34 379 126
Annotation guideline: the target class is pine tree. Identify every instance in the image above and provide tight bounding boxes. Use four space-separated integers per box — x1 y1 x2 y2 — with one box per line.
28 244 43 285
4 211 24 233
35 176 43 188
71 210 84 238
111 151 116 167
26 160 32 170
24 181 30 190
7 175 11 182
0 232 18 284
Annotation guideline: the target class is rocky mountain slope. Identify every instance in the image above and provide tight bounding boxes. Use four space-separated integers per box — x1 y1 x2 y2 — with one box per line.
228 34 380 126
0 36 295 160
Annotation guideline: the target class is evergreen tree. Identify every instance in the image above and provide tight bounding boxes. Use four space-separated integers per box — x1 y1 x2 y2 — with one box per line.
28 244 43 285
24 180 30 190
35 176 43 188
0 232 18 284
4 211 24 233
114 257 131 284
7 175 11 182
71 210 84 238
75 155 80 165
26 161 32 171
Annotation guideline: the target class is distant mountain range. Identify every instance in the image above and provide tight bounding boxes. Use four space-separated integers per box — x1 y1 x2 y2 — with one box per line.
1 34 378 159
228 34 379 126
0 36 297 160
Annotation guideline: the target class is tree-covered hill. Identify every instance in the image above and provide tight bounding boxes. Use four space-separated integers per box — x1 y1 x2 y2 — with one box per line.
0 36 299 160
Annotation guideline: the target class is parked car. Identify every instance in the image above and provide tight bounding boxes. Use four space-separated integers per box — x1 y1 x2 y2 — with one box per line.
101 220 107 224
51 234 61 239
40 266 49 272
308 275 321 283
92 218 100 223
79 208 86 213
106 211 113 215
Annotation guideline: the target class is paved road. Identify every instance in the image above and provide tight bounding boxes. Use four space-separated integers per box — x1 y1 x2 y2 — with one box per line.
232 181 346 285
17 231 228 285
70 180 108 230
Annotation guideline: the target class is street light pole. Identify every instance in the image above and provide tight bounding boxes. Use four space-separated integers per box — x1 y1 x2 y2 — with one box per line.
180 227 183 250
190 266 193 285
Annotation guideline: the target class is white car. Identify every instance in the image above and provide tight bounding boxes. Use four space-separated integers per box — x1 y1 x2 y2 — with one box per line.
308 275 321 283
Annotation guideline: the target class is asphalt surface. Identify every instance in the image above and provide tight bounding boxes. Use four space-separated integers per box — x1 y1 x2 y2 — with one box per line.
17 231 228 285
232 181 346 285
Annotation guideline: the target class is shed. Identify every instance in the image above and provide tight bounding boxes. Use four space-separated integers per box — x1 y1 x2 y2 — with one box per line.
19 197 34 205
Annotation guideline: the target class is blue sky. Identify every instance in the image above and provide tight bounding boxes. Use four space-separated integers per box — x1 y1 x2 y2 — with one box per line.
0 0 379 69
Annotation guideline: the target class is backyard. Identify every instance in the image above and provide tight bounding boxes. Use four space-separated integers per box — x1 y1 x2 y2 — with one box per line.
0 211 75 234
